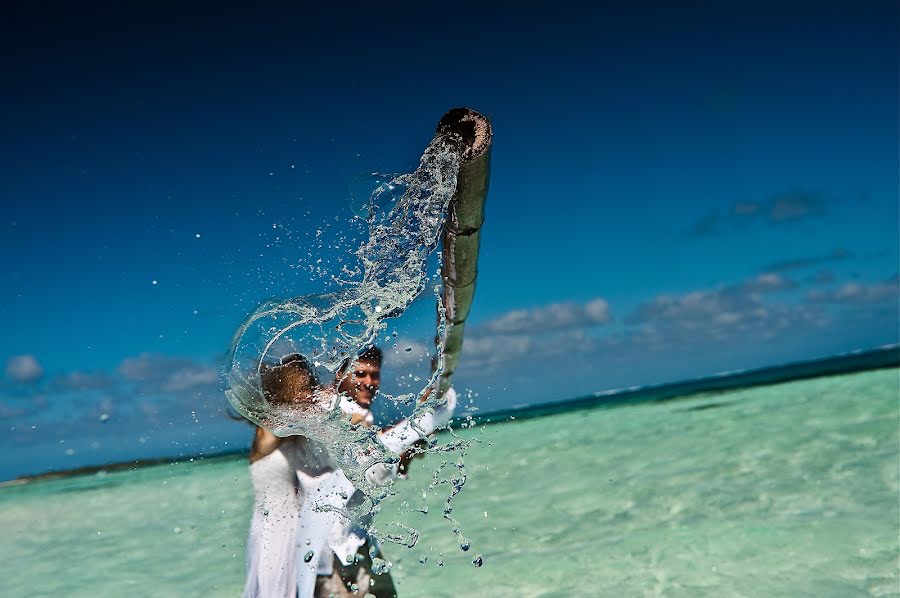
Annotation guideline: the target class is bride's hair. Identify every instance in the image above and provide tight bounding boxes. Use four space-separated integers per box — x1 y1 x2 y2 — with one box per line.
260 353 320 405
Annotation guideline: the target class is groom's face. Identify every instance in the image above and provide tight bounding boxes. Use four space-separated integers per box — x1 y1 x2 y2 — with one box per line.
337 358 381 409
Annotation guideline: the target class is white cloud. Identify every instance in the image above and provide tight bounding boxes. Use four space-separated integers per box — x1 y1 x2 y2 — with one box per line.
118 353 161 381
480 297 611 335
118 353 221 391
746 273 793 293
451 297 611 373
5 354 43 383
622 273 828 351
807 278 899 305
463 334 533 365
585 298 611 321
163 367 220 391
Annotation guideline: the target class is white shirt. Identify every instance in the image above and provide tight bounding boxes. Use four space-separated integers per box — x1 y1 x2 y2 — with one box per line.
298 387 458 570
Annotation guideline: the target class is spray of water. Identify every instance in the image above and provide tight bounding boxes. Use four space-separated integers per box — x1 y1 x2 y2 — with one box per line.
226 131 471 553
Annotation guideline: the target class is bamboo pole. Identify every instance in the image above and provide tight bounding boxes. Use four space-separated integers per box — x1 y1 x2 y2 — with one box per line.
433 108 492 394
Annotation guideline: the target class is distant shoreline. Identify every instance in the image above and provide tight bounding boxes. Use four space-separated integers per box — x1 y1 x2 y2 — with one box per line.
0 451 247 488
469 344 899 425
5 345 897 488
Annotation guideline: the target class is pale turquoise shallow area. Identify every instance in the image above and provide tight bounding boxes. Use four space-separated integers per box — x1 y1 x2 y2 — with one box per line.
1 369 897 597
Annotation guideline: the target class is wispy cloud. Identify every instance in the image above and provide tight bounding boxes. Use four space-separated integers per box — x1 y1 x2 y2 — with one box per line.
761 248 851 273
1 353 229 448
807 275 899 305
0 401 26 419
766 190 828 223
686 189 833 237
459 274 816 373
51 371 116 392
626 274 796 326
624 274 818 348
119 353 221 392
740 273 796 294
456 297 611 372
446 268 898 386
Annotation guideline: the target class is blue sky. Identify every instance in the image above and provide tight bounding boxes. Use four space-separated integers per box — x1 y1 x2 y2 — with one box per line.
1 0 897 479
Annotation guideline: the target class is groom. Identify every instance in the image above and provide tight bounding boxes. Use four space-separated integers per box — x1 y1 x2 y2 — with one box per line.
311 346 398 598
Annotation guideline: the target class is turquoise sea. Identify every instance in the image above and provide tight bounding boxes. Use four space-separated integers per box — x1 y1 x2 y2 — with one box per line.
1 368 897 597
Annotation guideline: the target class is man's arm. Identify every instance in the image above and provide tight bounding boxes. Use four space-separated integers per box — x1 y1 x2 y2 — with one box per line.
397 439 428 476
376 387 458 457
365 388 454 485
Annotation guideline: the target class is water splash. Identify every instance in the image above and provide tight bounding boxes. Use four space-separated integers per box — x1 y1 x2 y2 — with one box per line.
349 172 405 220
226 131 471 546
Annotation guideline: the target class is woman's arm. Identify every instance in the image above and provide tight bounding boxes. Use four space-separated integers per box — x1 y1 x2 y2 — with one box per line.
249 425 283 463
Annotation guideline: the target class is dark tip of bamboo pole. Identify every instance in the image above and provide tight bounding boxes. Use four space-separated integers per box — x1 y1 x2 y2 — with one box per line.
436 108 492 163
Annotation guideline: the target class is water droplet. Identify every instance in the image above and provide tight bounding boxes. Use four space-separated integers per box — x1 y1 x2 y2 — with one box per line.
303 550 315 563
406 531 420 548
371 557 392 574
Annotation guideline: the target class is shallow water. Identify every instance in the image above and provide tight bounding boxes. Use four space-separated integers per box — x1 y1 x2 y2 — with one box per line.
1 369 897 597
